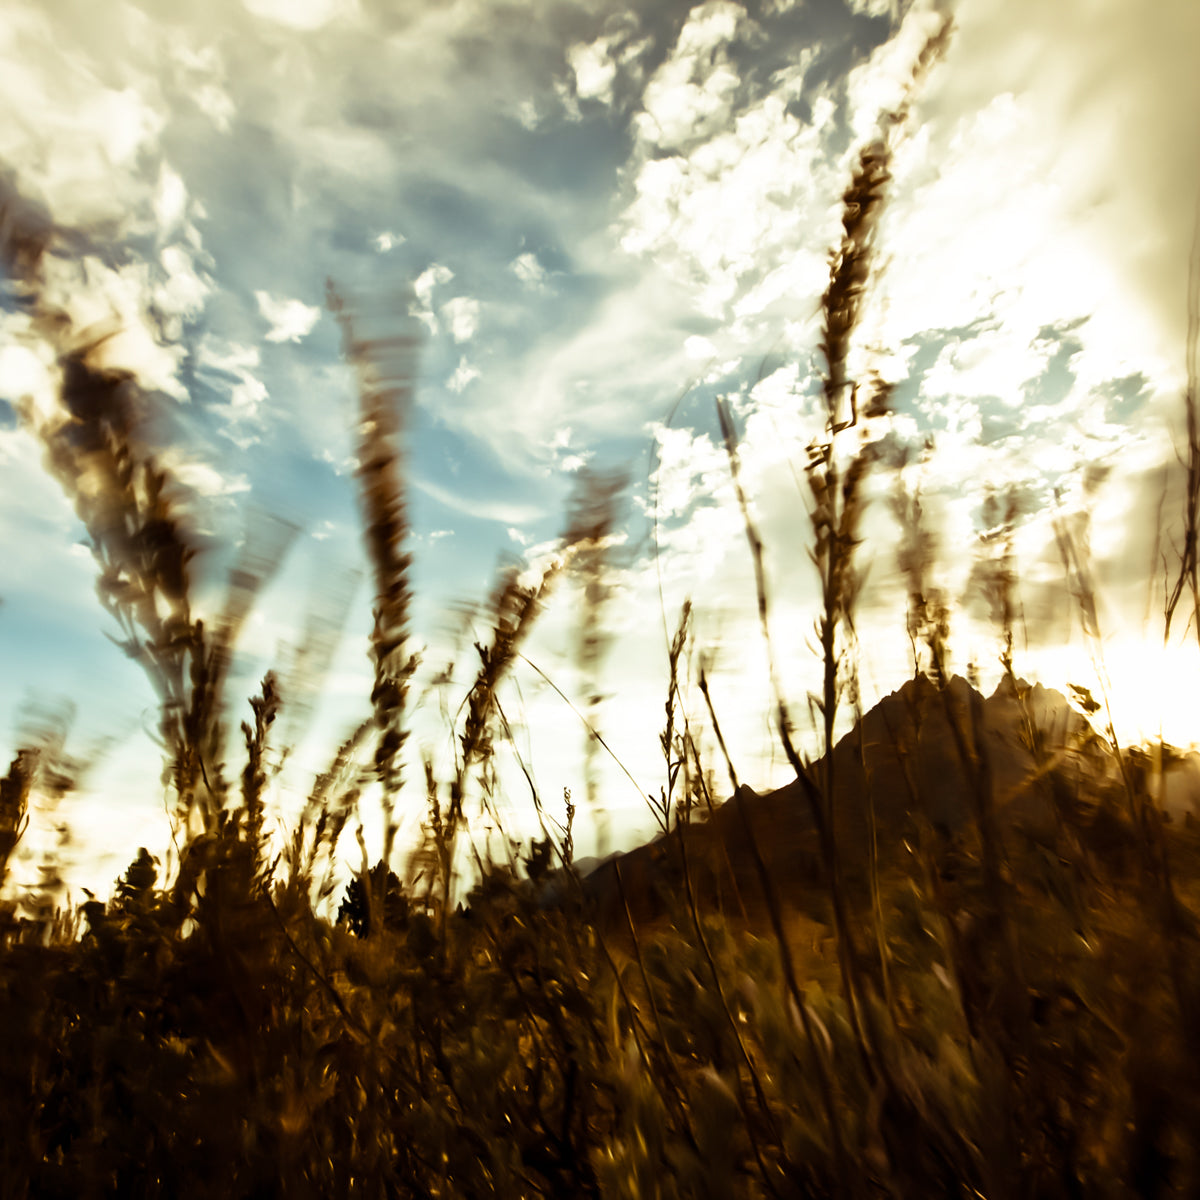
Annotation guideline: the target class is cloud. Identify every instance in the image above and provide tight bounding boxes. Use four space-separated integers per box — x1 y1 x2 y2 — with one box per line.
414 263 455 307
478 269 708 463
565 16 653 109
194 336 270 446
844 0 1200 635
844 1 946 143
513 98 541 131
153 163 189 233
446 358 480 393
166 39 236 131
511 252 548 288
27 252 188 399
374 230 404 252
156 245 212 328
922 326 1053 406
0 4 167 228
881 0 1200 400
412 476 545 526
255 291 322 343
568 37 620 105
633 1 746 153
620 21 829 323
442 296 480 344
412 264 455 335
648 424 733 519
0 342 53 407
157 449 251 499
240 0 359 32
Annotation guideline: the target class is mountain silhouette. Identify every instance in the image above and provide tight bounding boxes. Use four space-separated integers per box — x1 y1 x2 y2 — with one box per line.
582 674 1096 927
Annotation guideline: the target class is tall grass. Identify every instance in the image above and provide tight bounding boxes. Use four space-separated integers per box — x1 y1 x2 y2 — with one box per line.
2 22 1200 1195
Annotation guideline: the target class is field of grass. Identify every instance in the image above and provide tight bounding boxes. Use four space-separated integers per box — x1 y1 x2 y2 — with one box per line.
3 20 1200 1196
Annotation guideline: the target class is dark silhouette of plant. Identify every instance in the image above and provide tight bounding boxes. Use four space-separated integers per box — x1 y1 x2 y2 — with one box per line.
565 467 629 854
0 751 33 888
337 859 408 937
328 285 421 868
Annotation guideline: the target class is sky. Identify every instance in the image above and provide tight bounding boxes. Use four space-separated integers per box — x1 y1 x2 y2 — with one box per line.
2 0 1200 898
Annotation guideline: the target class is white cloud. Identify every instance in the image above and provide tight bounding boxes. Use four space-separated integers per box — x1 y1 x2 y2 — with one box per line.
255 291 321 343
374 230 404 252
153 164 188 234
412 477 544 526
157 449 251 498
511 252 547 288
29 253 187 399
845 0 1198 584
447 358 480 393
487 272 705 462
923 327 1052 404
620 46 827 322
844 1 945 142
568 37 619 105
748 362 803 414
414 263 454 307
230 376 269 418
553 75 583 122
413 264 455 335
165 38 235 131
92 86 164 167
296 123 396 182
566 21 650 109
197 338 261 377
633 1 745 153
195 82 237 131
319 447 354 476
648 424 731 519
880 0 1200 404
515 99 540 130
0 343 53 405
195 337 269 442
442 295 480 343
241 0 359 32
156 244 211 325
0 7 166 229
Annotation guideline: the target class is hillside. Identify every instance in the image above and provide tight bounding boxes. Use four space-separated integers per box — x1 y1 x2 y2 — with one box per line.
583 673 1104 926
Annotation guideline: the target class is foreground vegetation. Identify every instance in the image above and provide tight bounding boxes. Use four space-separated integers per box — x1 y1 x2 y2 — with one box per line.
3 21 1200 1196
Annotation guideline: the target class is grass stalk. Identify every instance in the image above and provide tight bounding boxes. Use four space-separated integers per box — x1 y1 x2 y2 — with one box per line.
328 285 421 877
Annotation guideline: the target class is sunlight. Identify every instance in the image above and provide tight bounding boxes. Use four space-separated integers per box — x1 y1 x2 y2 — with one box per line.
1029 636 1200 750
